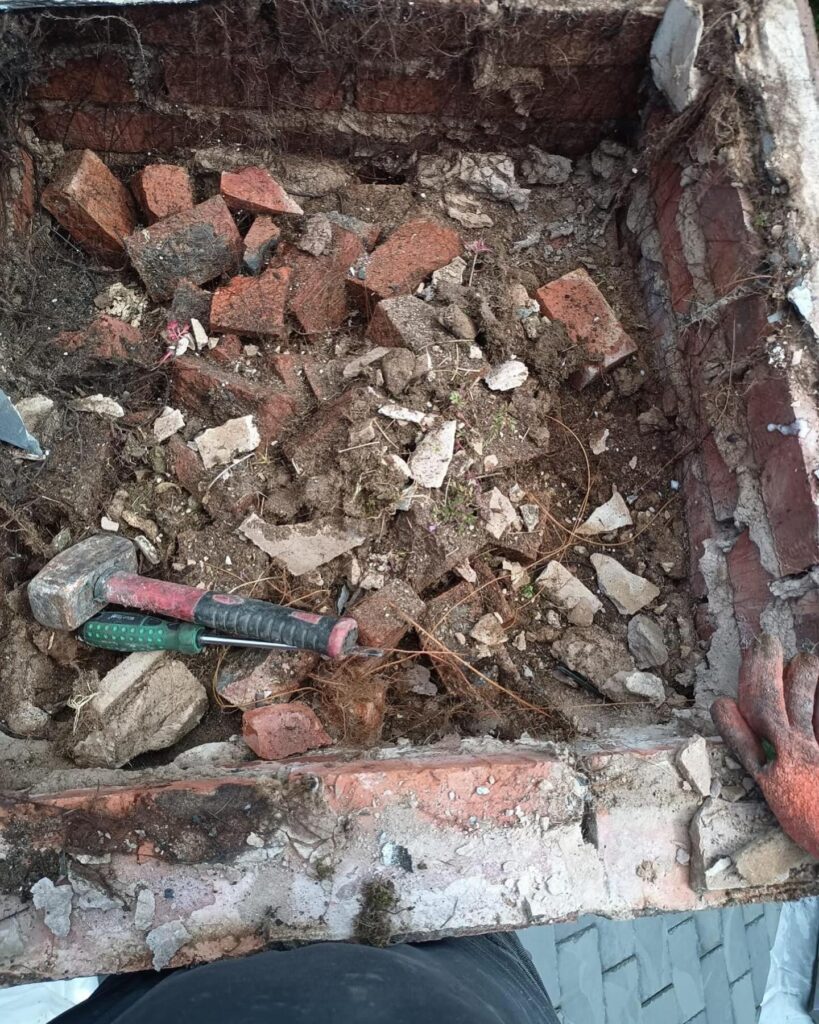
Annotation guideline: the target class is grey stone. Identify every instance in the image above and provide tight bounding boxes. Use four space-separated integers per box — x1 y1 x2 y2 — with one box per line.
31 877 73 937
550 625 635 698
537 562 602 627
650 0 706 113
134 888 156 930
239 514 365 575
195 414 260 469
382 348 417 396
627 614 669 668
608 670 666 706
676 736 712 797
437 305 476 340
484 359 529 391
0 918 25 960
689 798 779 891
734 827 818 885
71 652 208 768
591 554 660 615
146 919 191 970
520 147 572 186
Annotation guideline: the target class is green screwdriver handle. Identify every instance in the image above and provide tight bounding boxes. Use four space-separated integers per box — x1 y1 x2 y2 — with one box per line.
80 611 205 654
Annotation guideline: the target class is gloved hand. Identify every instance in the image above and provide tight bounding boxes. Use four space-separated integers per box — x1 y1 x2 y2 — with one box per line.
711 634 819 858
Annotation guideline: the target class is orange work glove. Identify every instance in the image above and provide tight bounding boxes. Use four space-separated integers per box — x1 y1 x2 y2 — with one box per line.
711 634 819 859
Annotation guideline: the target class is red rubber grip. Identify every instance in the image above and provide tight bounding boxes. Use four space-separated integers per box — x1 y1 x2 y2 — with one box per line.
101 572 203 621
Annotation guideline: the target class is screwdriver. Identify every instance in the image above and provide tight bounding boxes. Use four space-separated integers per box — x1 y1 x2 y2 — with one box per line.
79 610 383 658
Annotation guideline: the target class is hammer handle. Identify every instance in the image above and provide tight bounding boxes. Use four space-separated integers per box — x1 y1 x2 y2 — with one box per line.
100 572 358 657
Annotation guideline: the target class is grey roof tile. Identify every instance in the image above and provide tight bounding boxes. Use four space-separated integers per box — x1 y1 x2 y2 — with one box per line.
555 915 598 942
694 908 724 955
668 917 707 1021
595 916 636 971
763 903 782 945
722 906 752 983
741 903 765 926
557 925 606 1024
730 971 756 1024
701 946 734 1024
642 985 682 1024
634 914 673 1002
603 957 641 1024
519 926 561 1009
745 914 774 1008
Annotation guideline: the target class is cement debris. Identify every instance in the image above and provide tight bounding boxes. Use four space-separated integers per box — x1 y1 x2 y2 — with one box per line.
591 554 661 615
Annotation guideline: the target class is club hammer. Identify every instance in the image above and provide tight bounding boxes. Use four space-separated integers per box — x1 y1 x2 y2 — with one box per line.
28 535 359 658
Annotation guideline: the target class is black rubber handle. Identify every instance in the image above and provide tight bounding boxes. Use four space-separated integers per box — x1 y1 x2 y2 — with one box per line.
192 592 358 656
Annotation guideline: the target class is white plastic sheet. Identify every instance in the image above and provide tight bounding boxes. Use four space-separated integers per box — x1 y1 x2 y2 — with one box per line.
760 897 819 1024
0 976 99 1024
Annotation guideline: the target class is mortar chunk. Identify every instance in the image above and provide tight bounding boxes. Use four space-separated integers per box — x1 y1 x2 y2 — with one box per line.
194 414 260 469
70 652 208 768
537 561 602 627
675 736 711 797
591 554 660 615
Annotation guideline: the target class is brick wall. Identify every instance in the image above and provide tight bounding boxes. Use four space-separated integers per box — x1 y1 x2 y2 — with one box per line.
15 0 663 160
639 114 819 660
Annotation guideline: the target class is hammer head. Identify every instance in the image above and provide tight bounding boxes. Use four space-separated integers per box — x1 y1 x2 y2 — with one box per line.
28 535 138 630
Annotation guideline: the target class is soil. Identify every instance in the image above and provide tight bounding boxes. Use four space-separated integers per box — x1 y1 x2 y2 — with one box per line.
0 139 701 782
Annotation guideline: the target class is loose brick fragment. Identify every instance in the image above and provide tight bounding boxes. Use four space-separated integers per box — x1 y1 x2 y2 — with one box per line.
243 215 280 274
220 166 303 216
171 279 211 330
242 702 332 760
41 149 135 262
53 314 144 362
366 294 443 351
210 267 291 338
216 648 319 709
347 218 462 313
130 163 195 224
208 333 243 365
536 267 637 389
275 222 366 334
352 580 425 649
171 356 296 444
125 196 241 300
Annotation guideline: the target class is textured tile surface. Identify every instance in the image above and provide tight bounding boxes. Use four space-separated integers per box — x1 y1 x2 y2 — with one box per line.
519 901 782 1023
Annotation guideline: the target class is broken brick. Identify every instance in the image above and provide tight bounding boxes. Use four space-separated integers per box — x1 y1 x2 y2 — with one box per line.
726 531 772 646
130 164 195 224
217 648 319 709
41 149 136 262
125 196 242 300
243 215 281 274
242 702 332 760
536 267 638 389
347 218 462 313
171 279 212 331
392 501 486 592
282 387 376 472
208 334 243 365
210 267 291 338
167 435 206 496
352 580 425 649
53 314 144 362
220 166 304 217
171 356 296 445
274 222 367 334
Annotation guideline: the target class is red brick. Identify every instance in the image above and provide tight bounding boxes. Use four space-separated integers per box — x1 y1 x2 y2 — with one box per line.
210 267 291 338
341 677 388 746
216 648 319 708
650 160 695 314
356 72 457 114
167 435 206 496
10 148 35 238
347 218 462 314
718 294 768 364
276 223 366 335
125 196 242 300
208 334 243 365
32 104 199 154
242 702 332 760
281 388 372 471
243 215 280 273
53 314 144 362
171 356 297 445
266 353 316 412
31 55 135 103
700 434 738 522
536 267 637 388
163 54 343 111
366 294 441 350
744 369 819 575
41 149 135 262
171 279 211 330
130 163 194 224
792 590 819 648
698 180 760 298
726 531 772 646
352 580 425 650
220 167 303 217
